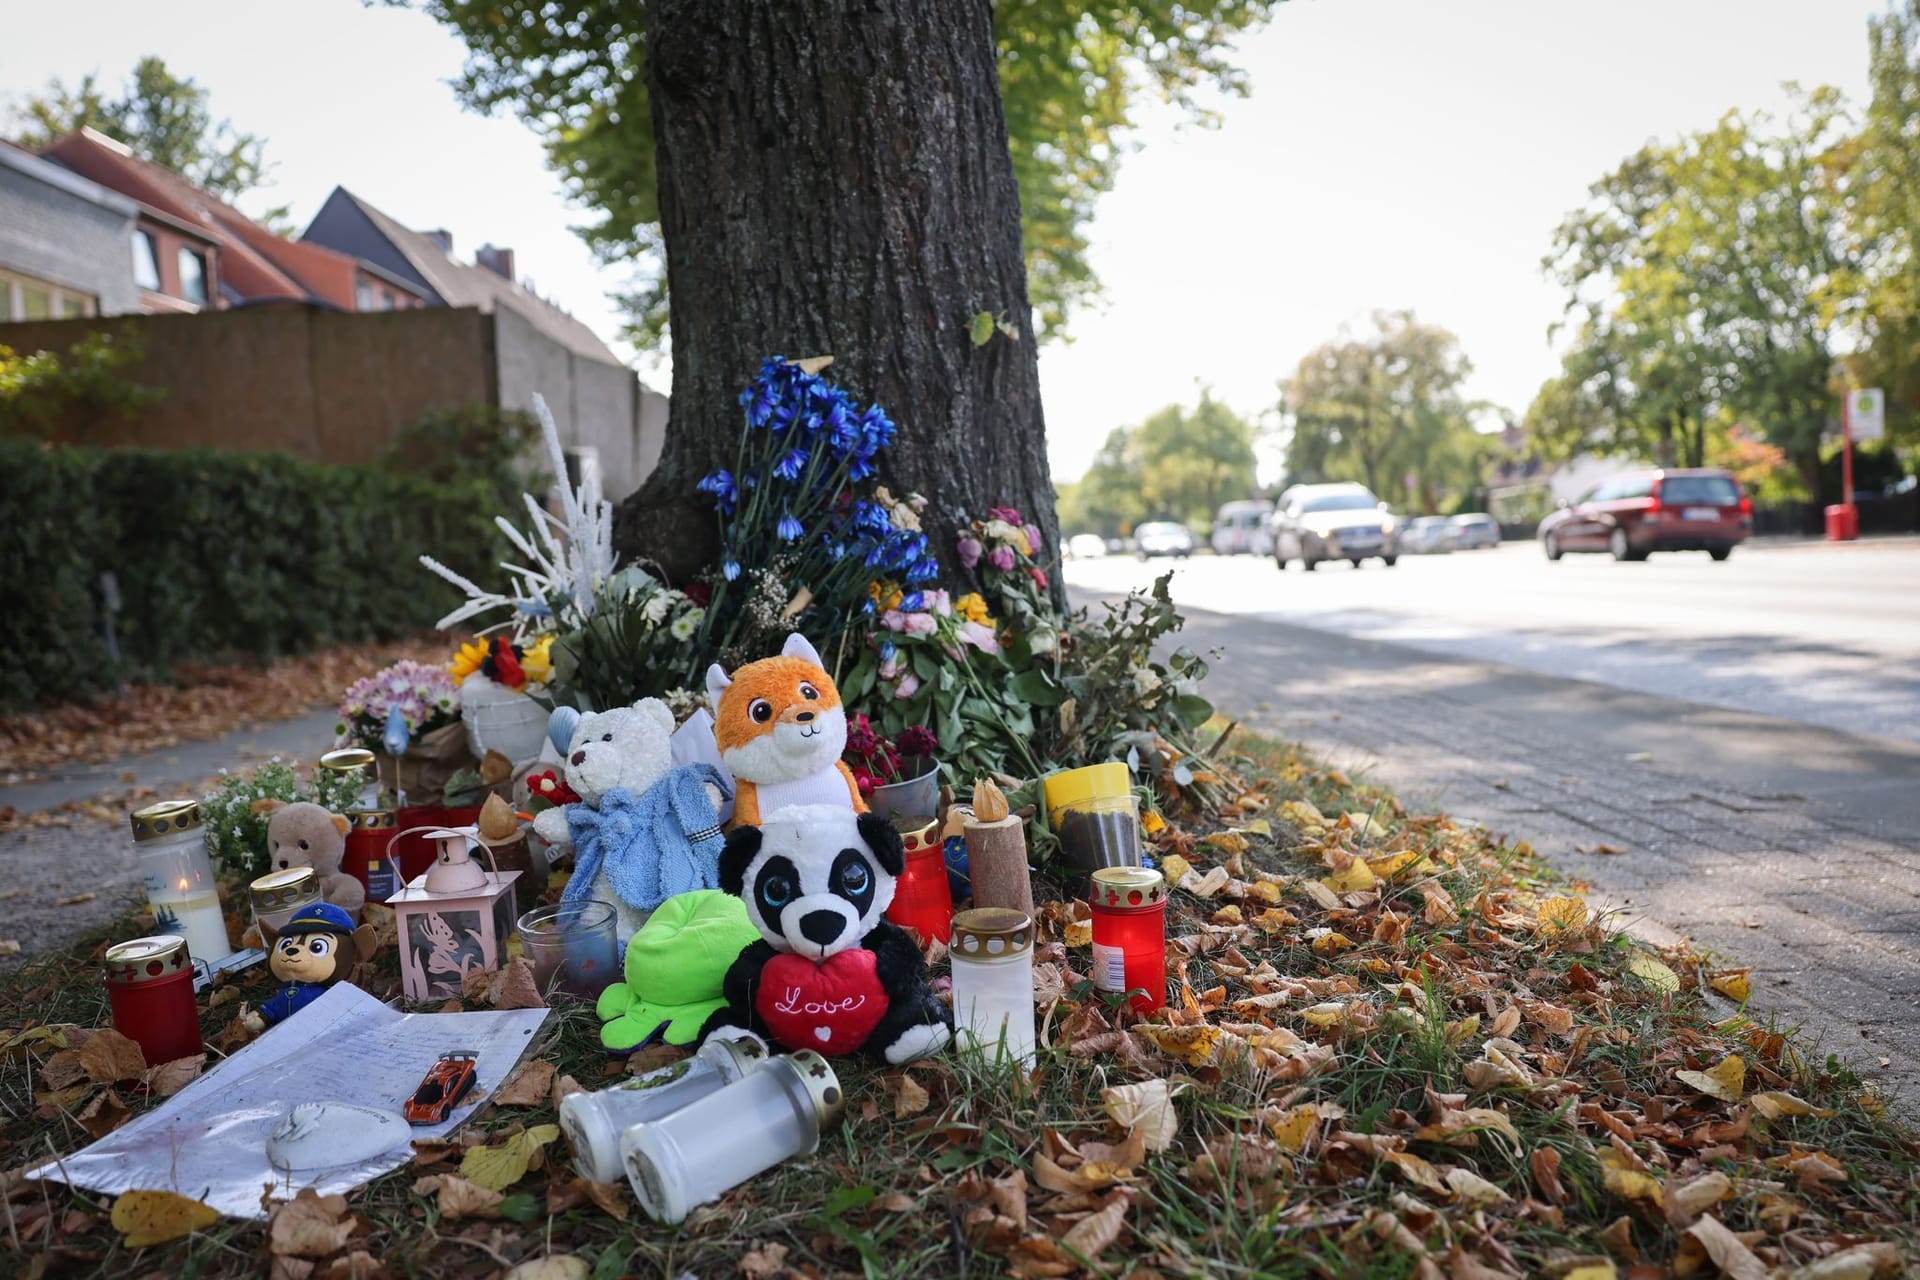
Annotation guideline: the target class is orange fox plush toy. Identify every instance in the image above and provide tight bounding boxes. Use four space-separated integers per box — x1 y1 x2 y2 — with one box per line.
707 633 867 829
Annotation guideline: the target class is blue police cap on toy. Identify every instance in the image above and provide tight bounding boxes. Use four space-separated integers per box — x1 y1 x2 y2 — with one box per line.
281 901 357 937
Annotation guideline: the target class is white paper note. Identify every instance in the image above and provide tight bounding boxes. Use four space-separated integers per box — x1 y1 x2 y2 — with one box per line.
28 984 551 1220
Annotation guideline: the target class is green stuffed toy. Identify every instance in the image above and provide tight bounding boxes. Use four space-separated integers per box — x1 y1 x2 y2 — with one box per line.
596 889 762 1051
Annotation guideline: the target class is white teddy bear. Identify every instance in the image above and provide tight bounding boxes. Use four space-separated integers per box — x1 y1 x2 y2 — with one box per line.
540 699 729 946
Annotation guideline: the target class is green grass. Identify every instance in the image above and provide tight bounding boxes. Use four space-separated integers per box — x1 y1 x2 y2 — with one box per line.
3 728 1917 1278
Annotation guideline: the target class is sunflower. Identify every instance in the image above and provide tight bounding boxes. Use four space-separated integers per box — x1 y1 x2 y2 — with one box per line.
448 639 490 684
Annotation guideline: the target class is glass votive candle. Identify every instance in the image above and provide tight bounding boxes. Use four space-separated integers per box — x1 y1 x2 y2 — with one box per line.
560 1030 771 1182
621 1050 845 1223
103 934 203 1067
516 900 619 1000
319 747 382 811
949 908 1036 1069
342 808 399 902
1088 866 1168 1013
129 801 232 965
250 867 321 947
884 816 953 945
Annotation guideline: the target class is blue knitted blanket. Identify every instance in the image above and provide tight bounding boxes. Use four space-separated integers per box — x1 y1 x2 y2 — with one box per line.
562 764 730 913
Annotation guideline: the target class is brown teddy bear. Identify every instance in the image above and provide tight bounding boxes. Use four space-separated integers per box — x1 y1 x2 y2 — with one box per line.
260 800 366 922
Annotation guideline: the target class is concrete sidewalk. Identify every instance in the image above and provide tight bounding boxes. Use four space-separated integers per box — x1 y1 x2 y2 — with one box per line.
0 708 341 964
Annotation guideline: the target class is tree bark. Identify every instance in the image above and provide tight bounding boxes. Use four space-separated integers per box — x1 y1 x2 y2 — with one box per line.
618 0 1061 605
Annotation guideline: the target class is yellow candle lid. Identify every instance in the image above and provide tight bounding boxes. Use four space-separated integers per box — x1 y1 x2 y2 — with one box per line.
1041 762 1131 815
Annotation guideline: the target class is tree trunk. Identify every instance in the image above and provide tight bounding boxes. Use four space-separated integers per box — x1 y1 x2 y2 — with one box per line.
618 0 1061 606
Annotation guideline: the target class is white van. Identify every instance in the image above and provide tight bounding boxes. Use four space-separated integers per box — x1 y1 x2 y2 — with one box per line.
1211 500 1274 555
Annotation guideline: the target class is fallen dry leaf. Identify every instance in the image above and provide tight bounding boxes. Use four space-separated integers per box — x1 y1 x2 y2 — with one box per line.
1676 1213 1768 1280
1749 1091 1833 1121
53 892 98 907
495 1059 557 1107
1710 970 1752 1002
269 1188 356 1258
1384 1151 1449 1196
76 1088 131 1139
739 1243 791 1279
111 1188 220 1247
1134 1023 1220 1067
1101 1079 1181 1152
460 1124 560 1192
1668 1171 1733 1225
1598 1149 1663 1205
1535 896 1587 933
894 1072 931 1119
1444 1167 1510 1207
413 1174 504 1219
79 1028 147 1084
1058 1189 1130 1260
144 1054 206 1098
1675 1055 1745 1103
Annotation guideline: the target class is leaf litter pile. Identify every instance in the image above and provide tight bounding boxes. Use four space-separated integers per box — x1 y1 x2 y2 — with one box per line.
1 732 1914 1279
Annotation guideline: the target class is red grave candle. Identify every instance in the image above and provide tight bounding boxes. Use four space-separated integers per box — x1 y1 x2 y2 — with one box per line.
1088 866 1168 1013
103 934 203 1067
884 816 953 945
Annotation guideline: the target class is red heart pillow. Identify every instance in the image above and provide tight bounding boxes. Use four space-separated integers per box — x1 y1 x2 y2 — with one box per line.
757 949 890 1056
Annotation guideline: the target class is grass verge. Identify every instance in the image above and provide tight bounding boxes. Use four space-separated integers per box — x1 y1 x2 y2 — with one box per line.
2 727 1914 1279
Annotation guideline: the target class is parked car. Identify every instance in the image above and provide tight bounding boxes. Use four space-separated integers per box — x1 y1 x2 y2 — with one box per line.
1135 521 1196 559
1210 500 1275 555
1065 533 1108 560
1400 516 1456 554
1448 513 1501 550
1272 482 1399 570
1538 468 1751 562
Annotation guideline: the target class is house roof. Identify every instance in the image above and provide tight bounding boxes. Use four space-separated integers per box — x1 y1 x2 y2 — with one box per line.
37 129 425 310
0 137 139 217
311 187 625 365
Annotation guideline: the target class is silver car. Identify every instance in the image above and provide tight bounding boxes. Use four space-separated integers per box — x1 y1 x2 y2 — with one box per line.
1272 483 1399 570
1400 516 1456 554
1448 513 1501 550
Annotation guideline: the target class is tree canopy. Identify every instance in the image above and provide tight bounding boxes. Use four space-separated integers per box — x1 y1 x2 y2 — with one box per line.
1280 311 1492 515
1057 393 1258 537
1538 93 1853 492
10 56 272 202
408 0 1281 344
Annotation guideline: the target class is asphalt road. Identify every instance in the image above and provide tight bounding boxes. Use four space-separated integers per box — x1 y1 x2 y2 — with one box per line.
1069 539 1920 745
1067 538 1920 1100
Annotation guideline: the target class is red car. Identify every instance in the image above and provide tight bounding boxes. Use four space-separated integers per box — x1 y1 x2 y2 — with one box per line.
1539 468 1751 563
404 1050 480 1125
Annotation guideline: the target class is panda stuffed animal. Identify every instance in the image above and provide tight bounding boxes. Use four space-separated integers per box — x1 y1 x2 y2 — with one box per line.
703 804 951 1064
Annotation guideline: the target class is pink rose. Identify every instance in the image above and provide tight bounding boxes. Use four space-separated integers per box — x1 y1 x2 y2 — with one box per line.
881 609 909 632
879 652 904 680
959 621 1001 655
1025 523 1043 556
902 612 938 636
988 546 1015 572
957 536 983 569
894 672 922 699
924 589 952 616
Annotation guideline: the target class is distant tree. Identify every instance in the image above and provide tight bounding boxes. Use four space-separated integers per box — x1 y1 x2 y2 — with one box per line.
1847 0 1920 449
1543 93 1855 495
12 56 272 202
1281 311 1489 513
409 0 1283 346
1054 397 1257 537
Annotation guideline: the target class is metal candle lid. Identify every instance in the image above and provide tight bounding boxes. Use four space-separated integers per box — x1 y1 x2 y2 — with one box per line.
103 934 192 984
697 1028 771 1077
319 747 377 776
782 1050 847 1131
1090 865 1167 910
350 809 397 831
130 799 202 842
250 866 319 910
950 908 1034 958
890 814 940 855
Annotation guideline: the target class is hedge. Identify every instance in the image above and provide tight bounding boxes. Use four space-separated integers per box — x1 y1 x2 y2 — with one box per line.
0 439 510 706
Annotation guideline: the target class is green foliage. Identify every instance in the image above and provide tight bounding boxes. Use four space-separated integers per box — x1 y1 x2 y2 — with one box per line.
1282 311 1494 515
1540 92 1854 493
0 439 508 707
1061 394 1259 537
1044 574 1214 769
1848 2 1920 448
201 758 364 877
547 568 706 712
0 333 163 439
11 56 273 201
409 0 1282 343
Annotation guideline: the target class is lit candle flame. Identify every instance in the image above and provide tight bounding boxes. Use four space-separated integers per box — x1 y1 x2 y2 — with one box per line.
177 877 190 892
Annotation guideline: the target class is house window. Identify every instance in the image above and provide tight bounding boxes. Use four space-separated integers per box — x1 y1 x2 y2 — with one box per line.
19 284 51 320
58 295 92 318
0 268 95 321
356 281 373 310
177 248 209 306
131 230 161 290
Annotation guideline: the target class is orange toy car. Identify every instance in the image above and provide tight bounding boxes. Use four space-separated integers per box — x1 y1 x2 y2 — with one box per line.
404 1050 479 1125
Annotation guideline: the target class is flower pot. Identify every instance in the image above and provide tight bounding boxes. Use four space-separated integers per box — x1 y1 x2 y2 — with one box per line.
866 759 941 822
461 681 551 764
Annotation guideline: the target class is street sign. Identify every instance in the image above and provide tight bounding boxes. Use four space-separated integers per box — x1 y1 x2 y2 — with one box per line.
1848 388 1886 441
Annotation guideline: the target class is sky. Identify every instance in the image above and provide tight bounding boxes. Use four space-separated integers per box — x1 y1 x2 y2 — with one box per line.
0 0 1892 484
